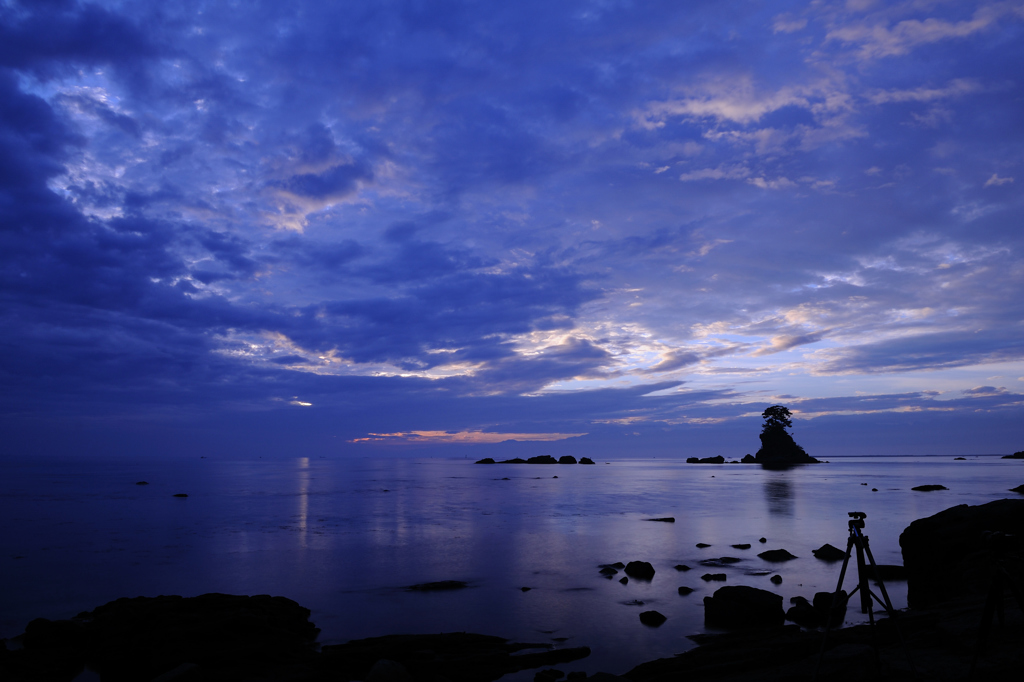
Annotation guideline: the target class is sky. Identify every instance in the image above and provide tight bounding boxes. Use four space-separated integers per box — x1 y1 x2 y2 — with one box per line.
1 0 1023 459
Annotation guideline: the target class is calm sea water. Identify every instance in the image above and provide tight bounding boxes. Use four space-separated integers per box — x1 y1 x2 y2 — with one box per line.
1 455 1021 677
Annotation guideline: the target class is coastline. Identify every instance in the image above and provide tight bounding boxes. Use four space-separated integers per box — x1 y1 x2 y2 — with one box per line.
2 592 1021 681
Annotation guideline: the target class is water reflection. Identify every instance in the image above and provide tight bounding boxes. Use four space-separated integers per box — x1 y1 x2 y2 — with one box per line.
764 476 794 516
297 457 309 547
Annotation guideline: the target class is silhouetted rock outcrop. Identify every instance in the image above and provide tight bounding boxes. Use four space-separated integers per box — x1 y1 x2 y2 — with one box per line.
911 484 947 491
579 457 595 464
1002 451 1024 459
753 405 819 465
527 455 558 464
704 585 784 629
900 498 1024 608
558 456 577 464
475 458 496 464
686 455 725 464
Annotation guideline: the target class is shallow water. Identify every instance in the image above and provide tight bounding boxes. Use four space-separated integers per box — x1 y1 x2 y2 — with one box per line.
1 454 1021 677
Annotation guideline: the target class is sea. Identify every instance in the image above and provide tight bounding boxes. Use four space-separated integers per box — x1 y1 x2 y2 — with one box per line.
1 454 1021 678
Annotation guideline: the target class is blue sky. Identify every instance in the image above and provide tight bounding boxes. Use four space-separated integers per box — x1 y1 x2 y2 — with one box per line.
2 0 1022 458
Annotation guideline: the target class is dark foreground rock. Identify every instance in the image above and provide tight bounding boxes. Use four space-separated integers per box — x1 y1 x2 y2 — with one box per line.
2 593 319 682
0 595 591 682
900 498 1024 608
704 585 784 629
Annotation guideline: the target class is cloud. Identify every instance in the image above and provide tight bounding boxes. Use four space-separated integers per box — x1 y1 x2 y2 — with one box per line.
984 173 1014 187
350 430 587 444
753 331 828 356
827 4 1024 59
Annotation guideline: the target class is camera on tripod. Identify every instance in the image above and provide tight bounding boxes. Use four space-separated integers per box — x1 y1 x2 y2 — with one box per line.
848 511 866 530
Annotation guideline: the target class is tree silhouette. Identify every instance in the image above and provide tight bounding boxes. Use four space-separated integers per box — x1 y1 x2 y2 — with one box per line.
761 405 793 434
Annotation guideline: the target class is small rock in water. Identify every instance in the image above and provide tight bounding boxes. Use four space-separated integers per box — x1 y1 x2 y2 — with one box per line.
696 543 711 548
678 586 695 595
407 580 468 591
954 457 966 460
639 610 667 627
135 481 149 485
812 543 847 561
172 493 188 498
646 517 675 522
701 573 727 582
674 564 691 571
731 544 751 550
759 537 767 543
521 587 532 592
624 599 645 606
599 567 618 575
758 549 798 562
624 561 656 581
579 457 595 465
911 484 948 492
619 576 628 585
770 575 783 585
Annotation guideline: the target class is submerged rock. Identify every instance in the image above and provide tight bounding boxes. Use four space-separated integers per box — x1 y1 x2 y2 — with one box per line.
701 573 727 582
704 585 784 629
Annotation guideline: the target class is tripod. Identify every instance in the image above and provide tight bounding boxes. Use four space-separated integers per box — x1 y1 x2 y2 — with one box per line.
813 512 915 680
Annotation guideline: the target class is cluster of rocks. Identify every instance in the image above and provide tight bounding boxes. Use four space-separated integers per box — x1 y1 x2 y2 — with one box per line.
476 456 595 465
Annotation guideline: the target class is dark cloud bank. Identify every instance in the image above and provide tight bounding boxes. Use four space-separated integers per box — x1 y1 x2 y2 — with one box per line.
2 1 1023 458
